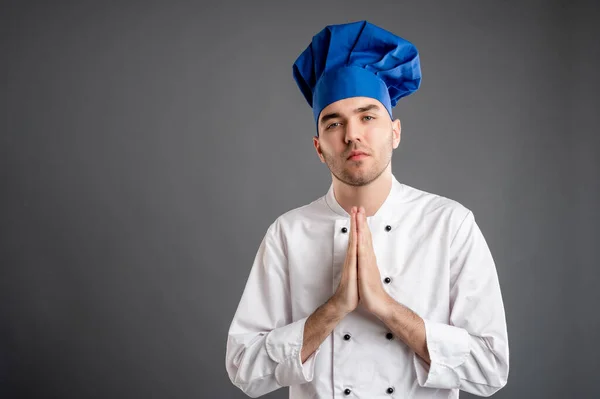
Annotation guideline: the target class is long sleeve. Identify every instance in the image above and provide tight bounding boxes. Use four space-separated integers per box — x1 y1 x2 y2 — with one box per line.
413 211 509 396
225 221 320 398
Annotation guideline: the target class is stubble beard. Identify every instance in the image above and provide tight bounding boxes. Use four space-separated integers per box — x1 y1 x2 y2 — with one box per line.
322 130 394 187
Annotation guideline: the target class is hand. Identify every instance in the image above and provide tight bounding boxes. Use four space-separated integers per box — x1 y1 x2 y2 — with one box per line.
329 206 359 316
356 206 390 317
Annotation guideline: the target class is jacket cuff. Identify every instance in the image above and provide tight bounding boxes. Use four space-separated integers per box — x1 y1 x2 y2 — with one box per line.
413 319 470 389
265 316 320 386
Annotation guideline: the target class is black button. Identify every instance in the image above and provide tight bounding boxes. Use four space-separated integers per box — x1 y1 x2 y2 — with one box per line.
385 225 392 231
341 227 348 233
343 333 351 340
387 387 395 394
386 332 394 340
344 388 352 395
384 277 392 284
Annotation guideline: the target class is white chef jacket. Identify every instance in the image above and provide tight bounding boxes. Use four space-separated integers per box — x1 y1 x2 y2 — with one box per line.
226 175 509 398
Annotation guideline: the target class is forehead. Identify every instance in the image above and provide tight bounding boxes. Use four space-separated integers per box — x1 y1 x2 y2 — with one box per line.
319 96 386 117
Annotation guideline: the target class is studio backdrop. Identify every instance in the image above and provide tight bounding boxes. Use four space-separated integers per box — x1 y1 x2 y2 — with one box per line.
1 1 598 398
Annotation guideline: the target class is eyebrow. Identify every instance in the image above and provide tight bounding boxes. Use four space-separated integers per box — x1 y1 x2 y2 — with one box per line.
319 103 381 125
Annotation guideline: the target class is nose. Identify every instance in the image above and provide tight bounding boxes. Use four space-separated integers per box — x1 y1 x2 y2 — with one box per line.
344 119 362 144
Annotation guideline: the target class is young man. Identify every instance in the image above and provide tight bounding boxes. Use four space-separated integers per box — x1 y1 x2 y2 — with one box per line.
225 21 509 398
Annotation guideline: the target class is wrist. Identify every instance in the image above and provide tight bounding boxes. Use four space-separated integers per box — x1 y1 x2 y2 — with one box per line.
373 293 394 322
326 297 350 320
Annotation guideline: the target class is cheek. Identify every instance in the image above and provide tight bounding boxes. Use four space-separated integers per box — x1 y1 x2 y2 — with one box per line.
322 140 344 156
366 128 392 148
320 146 338 162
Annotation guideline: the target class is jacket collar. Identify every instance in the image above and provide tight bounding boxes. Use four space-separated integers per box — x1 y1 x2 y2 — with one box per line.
324 174 404 224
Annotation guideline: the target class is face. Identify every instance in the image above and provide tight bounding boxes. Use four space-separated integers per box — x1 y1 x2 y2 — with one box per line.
313 97 401 187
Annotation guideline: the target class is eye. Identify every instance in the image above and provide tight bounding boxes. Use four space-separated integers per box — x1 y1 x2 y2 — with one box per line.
363 115 375 121
326 122 341 130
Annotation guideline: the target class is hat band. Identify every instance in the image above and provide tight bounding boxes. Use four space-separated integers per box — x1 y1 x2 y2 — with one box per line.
312 66 393 126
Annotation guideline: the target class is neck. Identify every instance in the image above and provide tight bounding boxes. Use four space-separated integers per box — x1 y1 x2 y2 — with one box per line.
332 166 393 217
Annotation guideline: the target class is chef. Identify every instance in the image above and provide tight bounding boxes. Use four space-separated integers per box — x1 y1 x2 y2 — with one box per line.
225 20 509 398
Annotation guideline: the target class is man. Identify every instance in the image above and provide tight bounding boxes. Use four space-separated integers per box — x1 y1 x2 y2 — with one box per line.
225 20 509 398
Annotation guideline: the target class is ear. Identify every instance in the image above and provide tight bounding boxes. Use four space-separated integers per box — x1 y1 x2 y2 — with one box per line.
313 136 326 163
392 118 401 149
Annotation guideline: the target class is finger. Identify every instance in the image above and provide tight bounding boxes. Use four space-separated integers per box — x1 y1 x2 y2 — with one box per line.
357 206 368 246
357 207 366 255
349 207 357 255
348 209 358 280
359 206 372 243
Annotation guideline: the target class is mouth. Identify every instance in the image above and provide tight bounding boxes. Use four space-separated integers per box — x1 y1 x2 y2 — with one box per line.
347 152 369 161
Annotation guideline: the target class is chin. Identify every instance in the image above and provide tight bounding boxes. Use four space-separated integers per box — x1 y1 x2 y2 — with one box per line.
340 170 378 186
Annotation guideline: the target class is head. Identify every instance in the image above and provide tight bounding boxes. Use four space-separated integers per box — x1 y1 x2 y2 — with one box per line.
313 96 401 187
294 21 421 186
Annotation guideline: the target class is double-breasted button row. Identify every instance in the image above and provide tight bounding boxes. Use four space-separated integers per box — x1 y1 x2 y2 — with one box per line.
344 333 394 341
341 225 392 233
342 387 395 395
342 332 393 340
341 332 393 395
340 223 393 282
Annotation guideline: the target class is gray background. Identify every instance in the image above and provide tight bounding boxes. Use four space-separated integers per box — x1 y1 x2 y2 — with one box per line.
1 1 598 398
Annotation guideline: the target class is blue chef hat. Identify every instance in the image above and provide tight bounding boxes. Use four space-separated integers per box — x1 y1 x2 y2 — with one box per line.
293 20 422 132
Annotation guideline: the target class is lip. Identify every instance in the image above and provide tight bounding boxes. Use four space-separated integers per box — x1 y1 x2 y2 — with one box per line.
347 151 369 160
